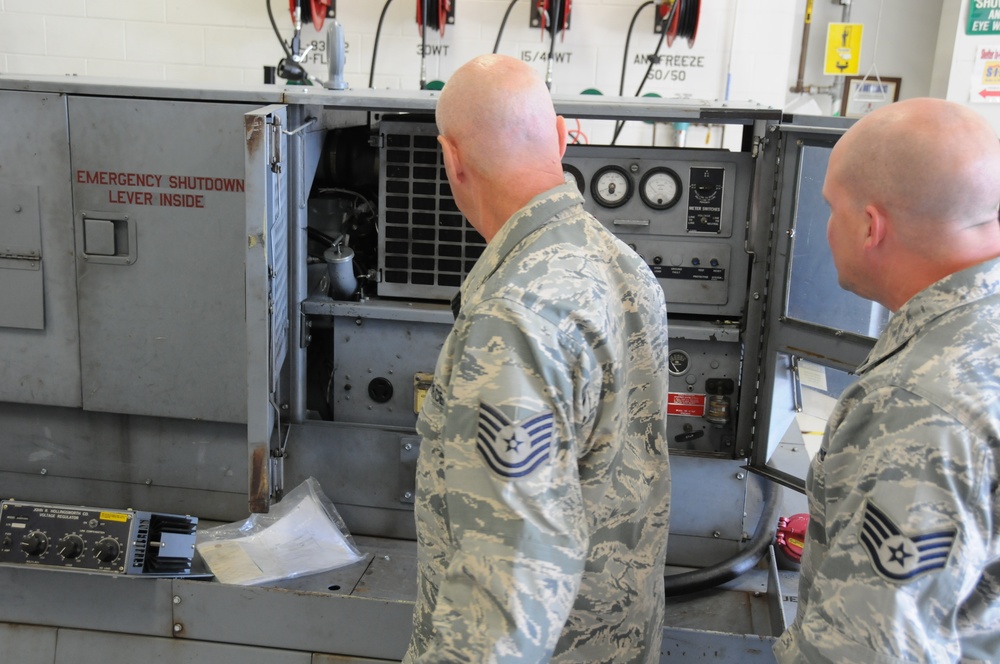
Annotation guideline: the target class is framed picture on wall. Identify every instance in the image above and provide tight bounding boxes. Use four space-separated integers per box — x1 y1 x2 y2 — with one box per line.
840 76 902 118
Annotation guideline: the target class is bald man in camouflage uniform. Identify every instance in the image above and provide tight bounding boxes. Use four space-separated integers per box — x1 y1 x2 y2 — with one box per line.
774 99 1000 663
402 55 671 663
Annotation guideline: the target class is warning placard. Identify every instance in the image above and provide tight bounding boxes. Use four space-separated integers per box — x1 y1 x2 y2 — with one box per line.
668 393 706 417
824 23 864 76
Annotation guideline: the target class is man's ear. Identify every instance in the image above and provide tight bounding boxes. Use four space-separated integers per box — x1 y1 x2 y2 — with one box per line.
863 204 888 251
555 115 568 159
438 135 463 184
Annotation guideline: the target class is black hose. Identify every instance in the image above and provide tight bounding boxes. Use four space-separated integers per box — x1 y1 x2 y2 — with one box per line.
420 0 428 89
547 0 563 63
619 2 655 97
369 0 397 88
267 0 293 59
611 0 677 145
663 474 783 596
492 0 521 54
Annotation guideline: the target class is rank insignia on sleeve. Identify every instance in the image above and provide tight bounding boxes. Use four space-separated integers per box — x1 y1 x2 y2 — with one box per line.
476 403 554 479
859 500 956 582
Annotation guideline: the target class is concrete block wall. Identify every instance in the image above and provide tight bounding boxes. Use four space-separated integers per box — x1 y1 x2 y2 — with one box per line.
0 1 802 106
0 1 995 133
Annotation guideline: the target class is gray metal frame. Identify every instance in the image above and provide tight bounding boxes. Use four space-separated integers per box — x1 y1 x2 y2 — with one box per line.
749 120 875 491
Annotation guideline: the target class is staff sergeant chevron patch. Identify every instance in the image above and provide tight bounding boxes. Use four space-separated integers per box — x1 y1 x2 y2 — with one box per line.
859 500 956 583
476 403 554 479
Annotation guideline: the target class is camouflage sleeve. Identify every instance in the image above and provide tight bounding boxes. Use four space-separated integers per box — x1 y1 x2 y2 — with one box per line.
410 297 596 662
774 386 996 663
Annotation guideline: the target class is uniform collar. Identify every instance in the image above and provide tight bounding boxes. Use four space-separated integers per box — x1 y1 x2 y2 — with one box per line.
459 182 583 306
857 256 1000 373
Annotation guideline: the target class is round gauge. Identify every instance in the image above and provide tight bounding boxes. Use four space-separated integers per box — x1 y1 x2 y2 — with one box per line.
562 164 584 194
668 350 690 376
640 167 682 210
590 165 633 208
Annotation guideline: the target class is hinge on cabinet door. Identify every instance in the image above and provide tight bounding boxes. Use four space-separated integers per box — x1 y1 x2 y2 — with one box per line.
269 116 283 173
299 312 312 348
789 354 804 413
270 446 285 501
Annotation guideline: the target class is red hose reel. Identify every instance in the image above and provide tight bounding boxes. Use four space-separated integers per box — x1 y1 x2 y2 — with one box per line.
289 0 331 31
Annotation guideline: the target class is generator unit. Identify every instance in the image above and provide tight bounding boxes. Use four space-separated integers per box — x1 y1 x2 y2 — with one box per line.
0 77 865 663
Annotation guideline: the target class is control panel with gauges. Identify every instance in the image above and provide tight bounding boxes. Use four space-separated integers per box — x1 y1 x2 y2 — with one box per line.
562 144 753 318
559 145 753 456
370 120 753 457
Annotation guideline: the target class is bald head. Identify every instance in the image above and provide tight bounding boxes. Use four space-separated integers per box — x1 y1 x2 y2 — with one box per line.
437 54 565 179
831 98 1000 243
435 55 568 240
824 98 1000 310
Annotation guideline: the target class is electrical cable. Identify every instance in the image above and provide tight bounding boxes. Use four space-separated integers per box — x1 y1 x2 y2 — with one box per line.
493 0 522 54
663 474 783 596
370 0 397 88
567 117 588 145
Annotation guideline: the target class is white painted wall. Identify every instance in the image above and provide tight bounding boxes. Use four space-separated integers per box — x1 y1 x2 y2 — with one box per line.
0 0 997 133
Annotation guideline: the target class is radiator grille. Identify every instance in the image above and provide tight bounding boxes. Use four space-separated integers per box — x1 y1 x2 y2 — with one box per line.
378 119 486 300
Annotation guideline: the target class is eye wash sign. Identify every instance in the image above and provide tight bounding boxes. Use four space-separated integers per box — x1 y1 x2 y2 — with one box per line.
968 0 1000 34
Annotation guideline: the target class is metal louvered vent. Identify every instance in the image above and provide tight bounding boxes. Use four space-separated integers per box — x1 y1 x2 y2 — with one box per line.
128 512 197 575
377 118 486 300
138 513 197 574
131 518 149 569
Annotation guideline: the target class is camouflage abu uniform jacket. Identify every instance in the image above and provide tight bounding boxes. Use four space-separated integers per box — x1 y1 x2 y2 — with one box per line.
403 183 672 663
774 256 1000 663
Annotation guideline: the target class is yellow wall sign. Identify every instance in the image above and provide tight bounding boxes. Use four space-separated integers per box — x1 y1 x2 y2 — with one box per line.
824 23 864 76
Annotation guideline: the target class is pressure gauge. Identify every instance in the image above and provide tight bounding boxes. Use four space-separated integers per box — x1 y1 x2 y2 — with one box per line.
590 165 633 208
563 164 584 194
668 350 690 376
639 167 682 210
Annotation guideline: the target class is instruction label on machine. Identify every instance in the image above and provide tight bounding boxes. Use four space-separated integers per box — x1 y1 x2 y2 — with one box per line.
667 393 706 417
824 23 863 76
687 167 724 233
75 170 245 209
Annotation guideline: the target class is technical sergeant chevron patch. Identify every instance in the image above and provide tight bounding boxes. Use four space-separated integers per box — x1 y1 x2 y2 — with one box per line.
476 403 554 479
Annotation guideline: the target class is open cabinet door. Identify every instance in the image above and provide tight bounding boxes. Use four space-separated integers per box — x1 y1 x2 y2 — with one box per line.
245 104 289 513
750 117 887 492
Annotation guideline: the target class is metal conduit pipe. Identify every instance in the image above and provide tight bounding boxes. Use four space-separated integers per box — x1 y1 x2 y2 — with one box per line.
791 0 814 94
791 0 854 97
663 474 782 596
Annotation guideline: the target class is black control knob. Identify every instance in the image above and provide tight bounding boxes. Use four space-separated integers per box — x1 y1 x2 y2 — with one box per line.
58 534 85 559
20 531 49 557
93 537 121 563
